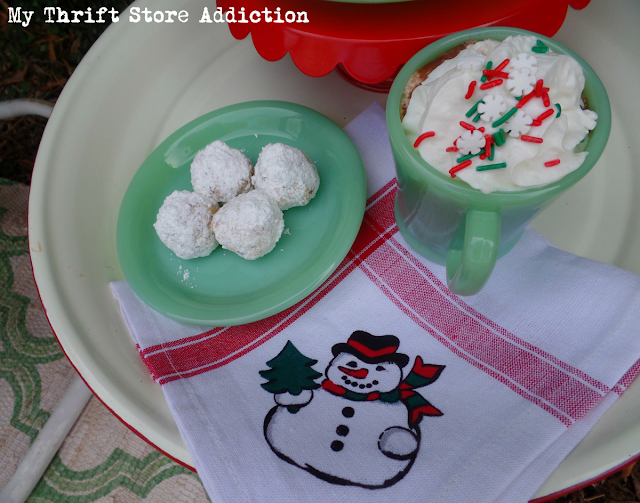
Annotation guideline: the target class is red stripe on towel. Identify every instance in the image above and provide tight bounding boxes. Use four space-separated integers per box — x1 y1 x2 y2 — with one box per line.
360 237 604 424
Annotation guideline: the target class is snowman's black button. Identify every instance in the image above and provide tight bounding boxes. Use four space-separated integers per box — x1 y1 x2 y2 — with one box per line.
331 441 344 452
336 425 349 436
342 407 354 418
359 384 365 389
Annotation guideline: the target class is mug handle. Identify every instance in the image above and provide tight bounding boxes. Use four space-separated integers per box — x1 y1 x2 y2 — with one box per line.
446 209 500 296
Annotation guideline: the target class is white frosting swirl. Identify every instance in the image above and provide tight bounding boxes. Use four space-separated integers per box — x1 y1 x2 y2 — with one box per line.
402 35 598 194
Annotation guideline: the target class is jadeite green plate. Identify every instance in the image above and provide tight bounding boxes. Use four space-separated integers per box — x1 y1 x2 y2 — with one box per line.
117 101 366 326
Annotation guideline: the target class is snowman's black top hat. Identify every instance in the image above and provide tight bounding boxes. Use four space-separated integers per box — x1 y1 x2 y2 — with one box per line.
332 331 409 368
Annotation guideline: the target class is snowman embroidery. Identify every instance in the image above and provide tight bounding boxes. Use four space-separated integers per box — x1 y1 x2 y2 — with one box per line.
260 331 445 489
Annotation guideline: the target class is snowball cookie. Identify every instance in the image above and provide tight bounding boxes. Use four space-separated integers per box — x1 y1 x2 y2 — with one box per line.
191 140 253 203
154 190 219 260
212 190 284 260
252 143 320 210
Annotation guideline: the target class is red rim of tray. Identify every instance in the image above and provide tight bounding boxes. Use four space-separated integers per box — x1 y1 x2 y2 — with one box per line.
216 0 591 86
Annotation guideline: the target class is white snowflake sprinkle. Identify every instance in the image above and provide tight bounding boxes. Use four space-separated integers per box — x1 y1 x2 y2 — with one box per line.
505 109 533 137
510 52 537 73
457 130 485 155
477 95 506 123
506 68 536 97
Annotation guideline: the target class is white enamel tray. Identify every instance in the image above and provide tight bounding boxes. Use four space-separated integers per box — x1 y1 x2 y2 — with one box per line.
28 0 640 499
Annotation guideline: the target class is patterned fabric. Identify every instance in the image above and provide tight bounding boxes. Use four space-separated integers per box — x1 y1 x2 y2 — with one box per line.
0 179 209 502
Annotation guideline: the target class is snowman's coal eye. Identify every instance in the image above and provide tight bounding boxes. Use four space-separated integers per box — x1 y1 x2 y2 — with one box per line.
376 365 385 371
347 361 358 367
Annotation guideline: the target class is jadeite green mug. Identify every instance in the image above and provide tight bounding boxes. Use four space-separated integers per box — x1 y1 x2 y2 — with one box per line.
386 27 611 296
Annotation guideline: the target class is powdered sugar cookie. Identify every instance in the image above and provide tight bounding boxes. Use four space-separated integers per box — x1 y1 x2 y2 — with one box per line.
252 143 320 210
191 140 253 203
212 190 284 260
154 190 219 260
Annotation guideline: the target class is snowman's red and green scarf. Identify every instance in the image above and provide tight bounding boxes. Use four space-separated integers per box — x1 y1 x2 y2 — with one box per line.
321 356 445 428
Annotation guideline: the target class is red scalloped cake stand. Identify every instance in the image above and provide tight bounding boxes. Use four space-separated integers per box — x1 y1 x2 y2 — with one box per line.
216 0 591 92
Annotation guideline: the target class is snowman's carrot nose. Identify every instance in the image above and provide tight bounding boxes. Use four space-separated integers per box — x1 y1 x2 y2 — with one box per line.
339 366 369 379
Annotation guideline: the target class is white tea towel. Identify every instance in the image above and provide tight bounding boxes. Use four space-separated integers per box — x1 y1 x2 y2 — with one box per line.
112 103 640 503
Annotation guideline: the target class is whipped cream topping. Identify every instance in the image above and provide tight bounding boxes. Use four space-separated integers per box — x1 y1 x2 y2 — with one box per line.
402 35 598 193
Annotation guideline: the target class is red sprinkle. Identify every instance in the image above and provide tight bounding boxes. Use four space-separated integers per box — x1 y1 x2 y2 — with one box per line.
494 58 510 72
481 135 492 160
516 91 535 109
413 131 436 148
480 79 504 90
446 146 459 152
531 109 554 127
534 79 544 98
465 81 477 99
521 135 544 143
542 91 551 107
483 69 510 79
460 121 476 131
449 159 473 177
544 159 561 167
537 109 555 122
478 127 485 133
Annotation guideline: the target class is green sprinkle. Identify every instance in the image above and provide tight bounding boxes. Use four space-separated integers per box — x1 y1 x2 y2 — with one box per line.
493 129 507 146
489 143 495 161
492 107 518 128
472 112 482 123
480 61 493 82
532 43 549 54
555 103 562 118
515 96 522 101
477 162 507 171
532 40 549 53
456 149 485 163
465 99 484 118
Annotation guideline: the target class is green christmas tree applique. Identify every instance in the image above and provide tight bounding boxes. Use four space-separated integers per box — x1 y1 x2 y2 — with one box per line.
259 341 322 413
